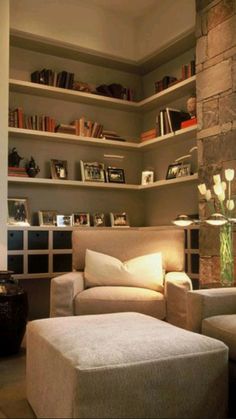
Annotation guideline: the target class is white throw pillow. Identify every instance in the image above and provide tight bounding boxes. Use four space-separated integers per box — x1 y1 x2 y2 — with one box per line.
84 249 163 292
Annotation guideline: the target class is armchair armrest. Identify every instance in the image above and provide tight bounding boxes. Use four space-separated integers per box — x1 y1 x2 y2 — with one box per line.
50 271 85 317
165 272 193 329
187 287 236 333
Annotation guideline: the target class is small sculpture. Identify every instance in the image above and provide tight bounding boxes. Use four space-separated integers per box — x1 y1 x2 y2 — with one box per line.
8 148 24 167
186 95 197 118
25 157 40 178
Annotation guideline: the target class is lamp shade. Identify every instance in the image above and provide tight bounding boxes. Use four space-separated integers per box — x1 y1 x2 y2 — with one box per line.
172 214 194 227
205 213 228 226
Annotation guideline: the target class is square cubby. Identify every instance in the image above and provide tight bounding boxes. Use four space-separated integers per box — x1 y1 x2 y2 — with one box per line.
8 230 23 251
8 255 24 274
28 255 49 274
28 231 49 250
53 254 72 273
53 231 72 249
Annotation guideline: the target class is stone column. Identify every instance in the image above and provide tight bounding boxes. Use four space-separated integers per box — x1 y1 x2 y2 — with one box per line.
196 0 236 287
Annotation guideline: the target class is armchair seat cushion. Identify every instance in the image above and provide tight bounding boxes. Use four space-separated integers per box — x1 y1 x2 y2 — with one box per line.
74 286 166 319
202 314 236 361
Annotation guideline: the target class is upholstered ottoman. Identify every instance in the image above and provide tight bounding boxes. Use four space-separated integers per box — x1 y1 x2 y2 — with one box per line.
26 312 228 419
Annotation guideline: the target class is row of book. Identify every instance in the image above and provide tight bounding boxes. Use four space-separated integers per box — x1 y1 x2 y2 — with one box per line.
56 119 126 141
156 108 191 136
9 108 56 132
30 69 134 101
31 69 74 90
155 59 195 94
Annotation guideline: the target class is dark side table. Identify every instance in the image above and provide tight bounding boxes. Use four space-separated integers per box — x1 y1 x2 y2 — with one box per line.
0 280 28 356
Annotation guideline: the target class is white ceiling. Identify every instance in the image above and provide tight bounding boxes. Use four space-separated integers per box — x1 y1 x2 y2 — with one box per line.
88 0 159 18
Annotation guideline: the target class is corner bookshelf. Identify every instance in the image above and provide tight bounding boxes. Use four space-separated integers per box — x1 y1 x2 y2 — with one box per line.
8 29 198 278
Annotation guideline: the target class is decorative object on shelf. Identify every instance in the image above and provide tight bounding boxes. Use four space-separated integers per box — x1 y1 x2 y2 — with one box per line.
56 215 73 227
0 270 28 356
50 159 68 180
80 161 105 182
7 198 30 226
8 147 24 167
176 163 191 178
166 162 182 180
72 213 90 227
110 212 129 227
93 213 105 227
38 210 57 226
25 156 40 177
189 146 198 174
141 171 154 185
173 169 236 287
186 95 197 118
107 167 125 184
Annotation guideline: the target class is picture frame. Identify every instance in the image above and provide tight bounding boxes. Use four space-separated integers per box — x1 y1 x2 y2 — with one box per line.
176 163 191 178
56 215 73 227
38 210 57 226
166 162 182 180
72 213 90 226
80 161 105 182
50 159 68 180
93 213 105 227
7 198 30 226
107 167 125 183
141 170 154 185
110 212 129 227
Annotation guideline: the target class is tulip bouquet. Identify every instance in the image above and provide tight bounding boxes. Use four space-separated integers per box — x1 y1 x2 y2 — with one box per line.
198 169 235 286
198 169 235 223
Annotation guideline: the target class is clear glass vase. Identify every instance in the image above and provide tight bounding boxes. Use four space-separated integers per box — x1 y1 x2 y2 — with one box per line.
220 223 234 287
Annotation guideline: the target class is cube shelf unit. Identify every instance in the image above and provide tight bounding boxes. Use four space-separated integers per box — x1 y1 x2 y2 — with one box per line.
8 226 73 279
8 29 198 276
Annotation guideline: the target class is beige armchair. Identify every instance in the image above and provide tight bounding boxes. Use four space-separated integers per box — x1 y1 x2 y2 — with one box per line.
187 287 236 416
50 228 192 328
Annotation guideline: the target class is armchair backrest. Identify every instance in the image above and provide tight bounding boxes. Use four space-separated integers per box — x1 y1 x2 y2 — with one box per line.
72 227 185 272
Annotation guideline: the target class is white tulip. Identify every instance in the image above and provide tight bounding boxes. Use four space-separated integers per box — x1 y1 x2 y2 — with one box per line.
221 181 227 191
205 189 212 201
218 191 225 202
198 183 207 195
213 183 223 196
213 174 221 184
226 199 235 210
225 169 235 181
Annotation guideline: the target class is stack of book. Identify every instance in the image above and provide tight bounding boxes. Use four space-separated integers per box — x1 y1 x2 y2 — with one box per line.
140 128 157 142
55 124 76 135
8 166 28 177
156 108 191 137
102 130 126 142
181 117 197 129
9 108 24 128
31 69 74 89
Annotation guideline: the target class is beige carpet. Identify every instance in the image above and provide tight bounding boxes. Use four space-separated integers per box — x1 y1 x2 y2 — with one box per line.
0 346 35 419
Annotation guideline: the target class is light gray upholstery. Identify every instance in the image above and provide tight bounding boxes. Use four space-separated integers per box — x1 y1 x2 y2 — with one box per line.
27 312 228 419
50 228 192 327
187 287 236 386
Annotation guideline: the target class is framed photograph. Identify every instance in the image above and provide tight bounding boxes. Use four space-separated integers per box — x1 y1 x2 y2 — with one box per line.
110 212 129 227
50 159 68 180
177 163 191 177
166 162 182 180
107 167 125 183
56 215 73 227
141 170 154 185
72 213 90 226
93 213 105 227
80 161 105 182
7 198 30 226
38 210 57 226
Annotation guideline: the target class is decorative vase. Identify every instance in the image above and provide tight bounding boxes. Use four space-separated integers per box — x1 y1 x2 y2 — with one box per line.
219 223 234 287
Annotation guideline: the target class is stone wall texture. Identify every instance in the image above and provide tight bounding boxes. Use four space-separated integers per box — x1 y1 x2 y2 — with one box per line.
196 0 236 286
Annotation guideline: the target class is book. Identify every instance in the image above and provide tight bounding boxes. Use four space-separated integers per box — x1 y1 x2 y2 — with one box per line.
181 117 197 129
166 108 190 132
